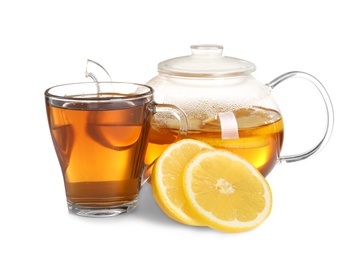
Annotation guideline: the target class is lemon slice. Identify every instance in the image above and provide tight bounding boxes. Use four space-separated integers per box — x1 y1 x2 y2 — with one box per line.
151 139 215 226
182 149 272 232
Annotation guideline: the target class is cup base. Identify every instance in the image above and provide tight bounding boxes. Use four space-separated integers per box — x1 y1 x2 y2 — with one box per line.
67 200 137 217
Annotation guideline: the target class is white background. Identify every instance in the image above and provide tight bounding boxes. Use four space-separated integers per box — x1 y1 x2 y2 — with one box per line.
1 0 358 259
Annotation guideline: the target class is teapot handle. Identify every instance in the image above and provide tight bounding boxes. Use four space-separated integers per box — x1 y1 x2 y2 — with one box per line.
267 71 334 164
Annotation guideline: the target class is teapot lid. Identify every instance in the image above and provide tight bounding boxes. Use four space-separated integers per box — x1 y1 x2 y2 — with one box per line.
157 45 256 77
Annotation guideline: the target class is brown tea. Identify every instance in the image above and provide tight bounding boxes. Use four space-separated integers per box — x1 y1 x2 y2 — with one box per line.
46 96 151 208
145 107 283 177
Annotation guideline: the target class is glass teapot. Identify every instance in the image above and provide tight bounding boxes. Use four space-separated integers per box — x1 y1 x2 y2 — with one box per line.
145 45 334 177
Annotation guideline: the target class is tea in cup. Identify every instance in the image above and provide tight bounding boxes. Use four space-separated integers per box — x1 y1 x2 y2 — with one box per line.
45 82 187 217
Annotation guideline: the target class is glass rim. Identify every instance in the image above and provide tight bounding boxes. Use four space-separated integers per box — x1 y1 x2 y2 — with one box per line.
44 81 154 102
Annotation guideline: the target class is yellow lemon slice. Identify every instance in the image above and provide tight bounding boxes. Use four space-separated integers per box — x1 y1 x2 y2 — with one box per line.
151 139 215 226
182 149 272 232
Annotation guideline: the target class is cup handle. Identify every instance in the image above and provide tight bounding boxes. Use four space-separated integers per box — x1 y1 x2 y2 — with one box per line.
267 71 334 164
140 103 188 187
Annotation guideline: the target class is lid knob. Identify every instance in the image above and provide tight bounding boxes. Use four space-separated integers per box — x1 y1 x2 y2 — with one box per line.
190 45 223 57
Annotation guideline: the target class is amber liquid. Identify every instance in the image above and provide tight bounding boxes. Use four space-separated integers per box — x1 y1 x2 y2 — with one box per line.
46 97 151 207
145 107 283 177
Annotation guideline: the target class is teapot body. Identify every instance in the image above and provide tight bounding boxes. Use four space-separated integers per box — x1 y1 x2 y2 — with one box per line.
144 45 334 177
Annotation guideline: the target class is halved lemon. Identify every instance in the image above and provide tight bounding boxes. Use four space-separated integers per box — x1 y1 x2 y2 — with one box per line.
151 139 215 226
182 149 272 232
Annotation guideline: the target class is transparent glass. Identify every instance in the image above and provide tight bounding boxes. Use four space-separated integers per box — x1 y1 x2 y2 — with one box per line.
45 82 187 217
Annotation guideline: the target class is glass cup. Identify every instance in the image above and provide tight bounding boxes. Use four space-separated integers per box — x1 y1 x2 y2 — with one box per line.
45 82 188 217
